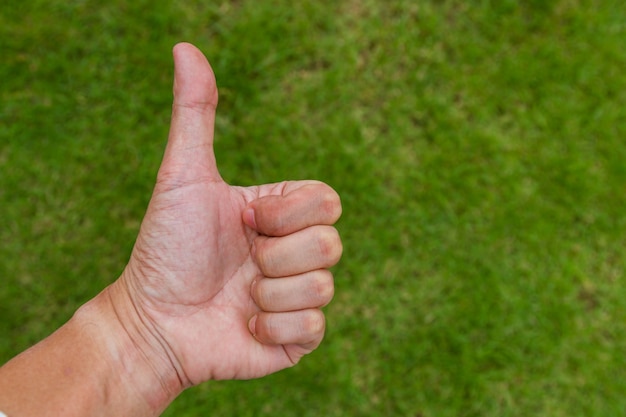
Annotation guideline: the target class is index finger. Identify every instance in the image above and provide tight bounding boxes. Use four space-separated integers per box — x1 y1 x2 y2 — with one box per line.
243 181 342 237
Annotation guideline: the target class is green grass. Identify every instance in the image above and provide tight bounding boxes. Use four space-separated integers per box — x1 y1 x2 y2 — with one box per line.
2 0 626 415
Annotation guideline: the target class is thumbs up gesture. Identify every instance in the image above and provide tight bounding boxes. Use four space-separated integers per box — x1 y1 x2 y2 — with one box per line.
0 42 342 416
109 43 342 393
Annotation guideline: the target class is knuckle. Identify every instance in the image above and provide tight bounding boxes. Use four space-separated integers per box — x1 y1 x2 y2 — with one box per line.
311 271 335 304
316 227 343 266
302 310 326 335
319 187 342 223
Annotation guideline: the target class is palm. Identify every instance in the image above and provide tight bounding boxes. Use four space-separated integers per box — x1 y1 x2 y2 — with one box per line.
116 43 341 387
126 179 294 383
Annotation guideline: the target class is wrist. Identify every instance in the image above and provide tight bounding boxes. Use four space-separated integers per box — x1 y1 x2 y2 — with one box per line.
0 278 183 417
74 279 185 415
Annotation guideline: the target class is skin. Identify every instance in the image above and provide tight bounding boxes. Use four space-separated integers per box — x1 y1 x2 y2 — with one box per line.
0 42 343 416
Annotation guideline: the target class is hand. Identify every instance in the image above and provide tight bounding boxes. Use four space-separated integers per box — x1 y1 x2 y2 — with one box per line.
109 43 343 389
0 42 341 417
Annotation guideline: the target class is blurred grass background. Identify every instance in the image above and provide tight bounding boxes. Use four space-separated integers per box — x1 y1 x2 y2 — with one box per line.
2 0 626 415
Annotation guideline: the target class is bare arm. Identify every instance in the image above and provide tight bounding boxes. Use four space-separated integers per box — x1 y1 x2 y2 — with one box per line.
0 287 178 416
0 42 342 416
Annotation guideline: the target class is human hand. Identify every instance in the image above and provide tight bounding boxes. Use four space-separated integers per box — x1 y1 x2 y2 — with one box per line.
108 43 342 392
0 42 341 417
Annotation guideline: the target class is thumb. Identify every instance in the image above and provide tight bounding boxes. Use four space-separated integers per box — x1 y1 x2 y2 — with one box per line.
158 42 222 185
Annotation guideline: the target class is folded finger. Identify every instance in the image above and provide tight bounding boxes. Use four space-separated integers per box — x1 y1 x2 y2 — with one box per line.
245 182 342 237
254 225 342 277
248 309 326 350
251 270 334 312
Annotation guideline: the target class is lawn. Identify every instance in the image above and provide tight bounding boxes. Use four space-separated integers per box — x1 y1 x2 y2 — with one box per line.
2 0 626 415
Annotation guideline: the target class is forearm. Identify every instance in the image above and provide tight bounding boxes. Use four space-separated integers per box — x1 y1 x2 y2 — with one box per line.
0 284 181 417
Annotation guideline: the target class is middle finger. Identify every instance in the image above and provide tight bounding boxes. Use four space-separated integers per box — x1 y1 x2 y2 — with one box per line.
253 225 342 277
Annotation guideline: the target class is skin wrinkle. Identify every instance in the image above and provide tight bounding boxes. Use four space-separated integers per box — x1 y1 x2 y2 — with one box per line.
154 172 221 195
282 345 298 366
128 240 181 306
173 101 218 115
133 187 247 307
131 244 256 313
129 187 259 313
127 176 340 382
106 286 187 397
252 271 334 313
0 42 342 416
130 292 191 391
